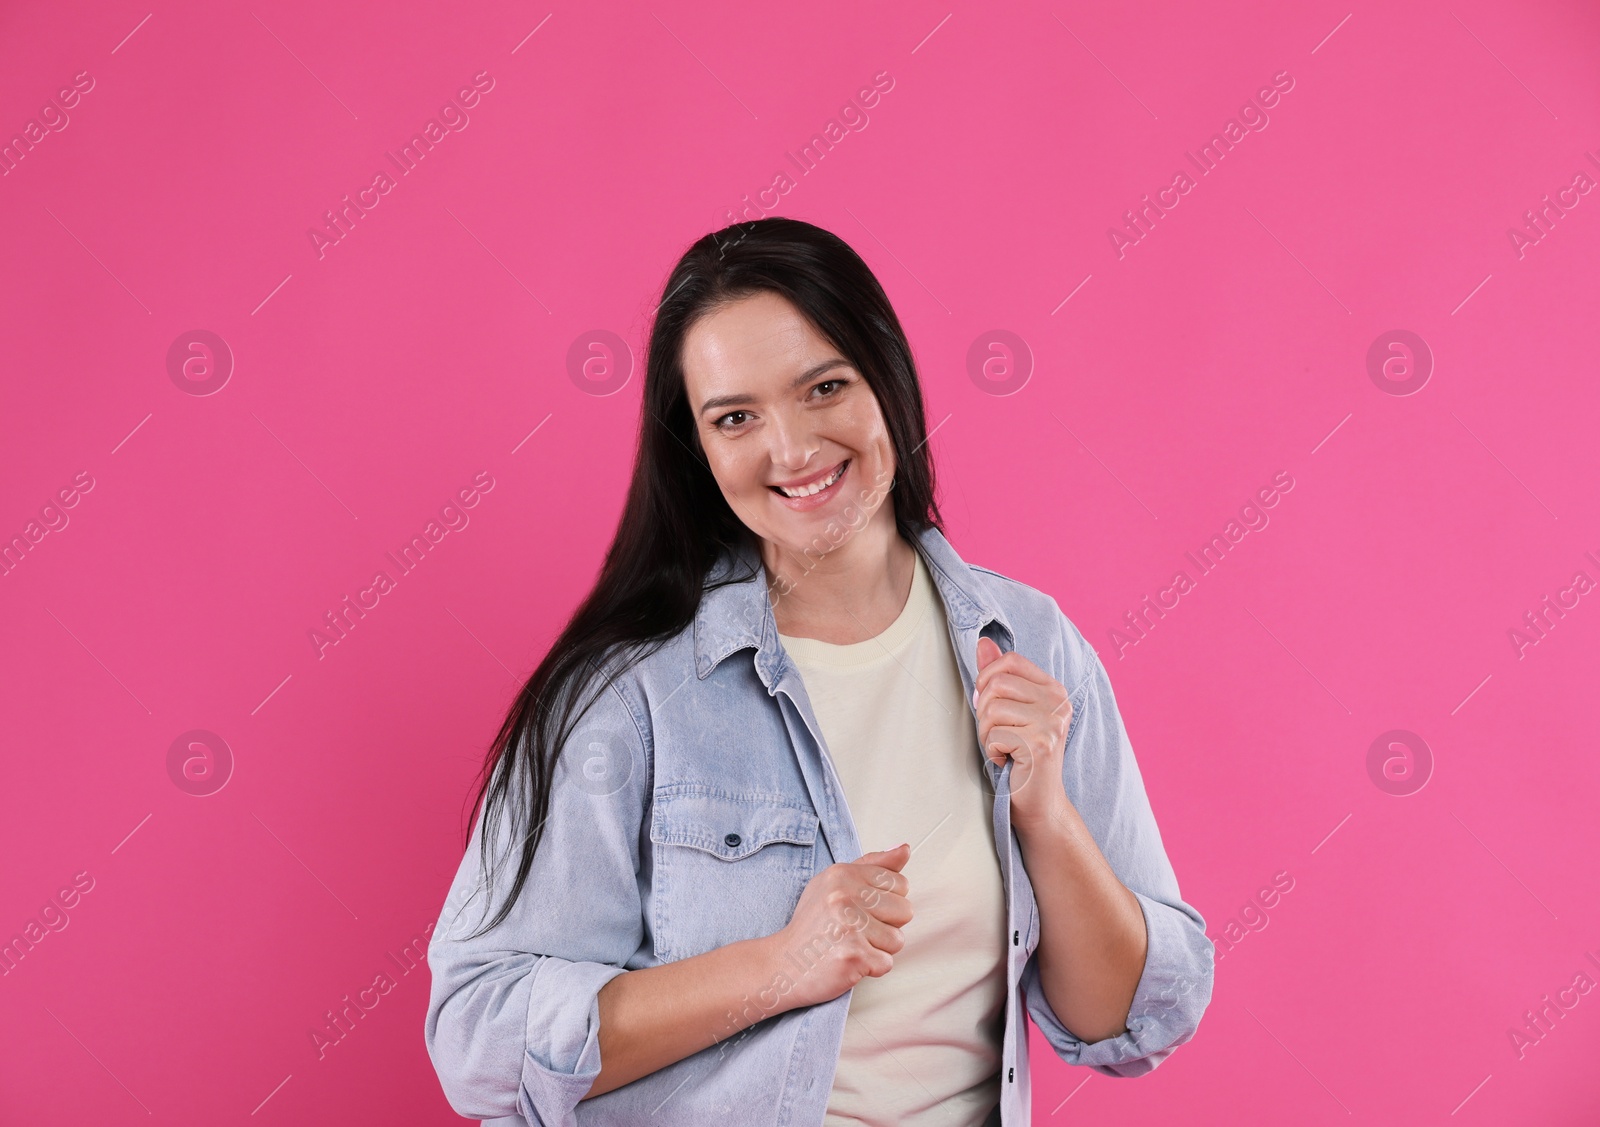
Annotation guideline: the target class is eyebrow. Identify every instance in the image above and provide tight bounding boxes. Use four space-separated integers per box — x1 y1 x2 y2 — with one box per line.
697 359 852 416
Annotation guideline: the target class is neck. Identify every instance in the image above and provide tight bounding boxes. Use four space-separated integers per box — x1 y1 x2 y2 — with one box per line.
761 511 918 644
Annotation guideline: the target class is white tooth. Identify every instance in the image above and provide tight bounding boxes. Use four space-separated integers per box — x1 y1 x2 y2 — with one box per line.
781 464 841 498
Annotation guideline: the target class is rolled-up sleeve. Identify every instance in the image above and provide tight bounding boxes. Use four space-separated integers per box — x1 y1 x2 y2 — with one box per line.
1021 614 1215 1077
425 677 650 1124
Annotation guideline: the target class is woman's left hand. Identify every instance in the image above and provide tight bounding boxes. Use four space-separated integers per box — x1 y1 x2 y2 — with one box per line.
973 637 1074 834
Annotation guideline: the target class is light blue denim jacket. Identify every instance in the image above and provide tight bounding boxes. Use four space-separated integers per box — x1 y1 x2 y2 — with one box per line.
425 525 1214 1126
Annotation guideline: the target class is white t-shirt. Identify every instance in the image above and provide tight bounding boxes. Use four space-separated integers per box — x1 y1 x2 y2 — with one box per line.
778 550 1008 1127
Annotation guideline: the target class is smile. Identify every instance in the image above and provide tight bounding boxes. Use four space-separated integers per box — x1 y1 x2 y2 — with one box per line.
770 459 849 505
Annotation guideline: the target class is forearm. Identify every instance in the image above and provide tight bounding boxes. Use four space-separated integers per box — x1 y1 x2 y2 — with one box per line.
1016 802 1148 1044
585 934 783 1099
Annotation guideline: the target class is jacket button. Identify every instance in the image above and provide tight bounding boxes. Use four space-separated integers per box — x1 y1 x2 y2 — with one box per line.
1007 1067 1014 1083
724 832 742 848
1013 930 1019 946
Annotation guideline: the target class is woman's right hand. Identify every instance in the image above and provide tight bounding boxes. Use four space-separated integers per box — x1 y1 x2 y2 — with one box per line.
763 842 914 1012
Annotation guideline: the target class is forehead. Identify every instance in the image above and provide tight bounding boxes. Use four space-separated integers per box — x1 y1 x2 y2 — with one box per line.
681 292 835 395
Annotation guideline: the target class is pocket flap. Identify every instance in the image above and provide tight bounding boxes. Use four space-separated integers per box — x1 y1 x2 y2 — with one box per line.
650 787 819 861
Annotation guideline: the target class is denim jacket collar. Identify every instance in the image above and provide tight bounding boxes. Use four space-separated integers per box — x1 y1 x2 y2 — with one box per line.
691 524 1017 687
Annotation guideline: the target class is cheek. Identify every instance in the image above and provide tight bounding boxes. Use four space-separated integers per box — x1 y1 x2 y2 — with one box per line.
863 425 897 482
706 442 765 501
838 404 893 462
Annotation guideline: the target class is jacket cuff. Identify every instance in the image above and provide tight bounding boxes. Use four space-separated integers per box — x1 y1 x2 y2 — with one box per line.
1023 889 1214 1077
518 958 630 1126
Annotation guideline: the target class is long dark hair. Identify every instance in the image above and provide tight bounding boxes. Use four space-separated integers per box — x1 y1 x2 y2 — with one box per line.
459 216 943 937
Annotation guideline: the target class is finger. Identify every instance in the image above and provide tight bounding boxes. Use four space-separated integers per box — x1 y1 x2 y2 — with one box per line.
976 636 1003 673
859 890 914 927
855 866 909 899
976 670 1046 705
972 704 1049 765
862 916 907 956
857 945 895 979
856 842 911 870
975 650 1052 694
976 697 1035 731
982 725 1030 764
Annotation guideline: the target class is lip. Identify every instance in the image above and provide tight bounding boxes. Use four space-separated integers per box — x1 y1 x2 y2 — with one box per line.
769 459 850 511
770 460 848 490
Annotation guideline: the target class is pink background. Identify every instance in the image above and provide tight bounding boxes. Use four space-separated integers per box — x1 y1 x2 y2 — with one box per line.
3 0 1598 1123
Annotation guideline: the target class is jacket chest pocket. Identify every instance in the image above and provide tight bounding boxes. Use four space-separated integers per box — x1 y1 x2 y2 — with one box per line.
648 786 820 963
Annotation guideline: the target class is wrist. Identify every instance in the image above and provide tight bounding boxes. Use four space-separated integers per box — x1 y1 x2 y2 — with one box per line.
1012 793 1080 843
727 931 794 1029
746 929 785 987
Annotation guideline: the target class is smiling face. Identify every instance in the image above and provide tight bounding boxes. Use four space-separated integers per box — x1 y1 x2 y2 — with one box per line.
680 289 899 573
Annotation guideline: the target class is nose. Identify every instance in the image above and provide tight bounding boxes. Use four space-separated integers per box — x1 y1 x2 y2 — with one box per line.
767 406 819 472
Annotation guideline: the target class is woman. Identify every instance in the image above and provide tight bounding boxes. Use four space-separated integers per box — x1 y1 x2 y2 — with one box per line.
425 217 1213 1127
